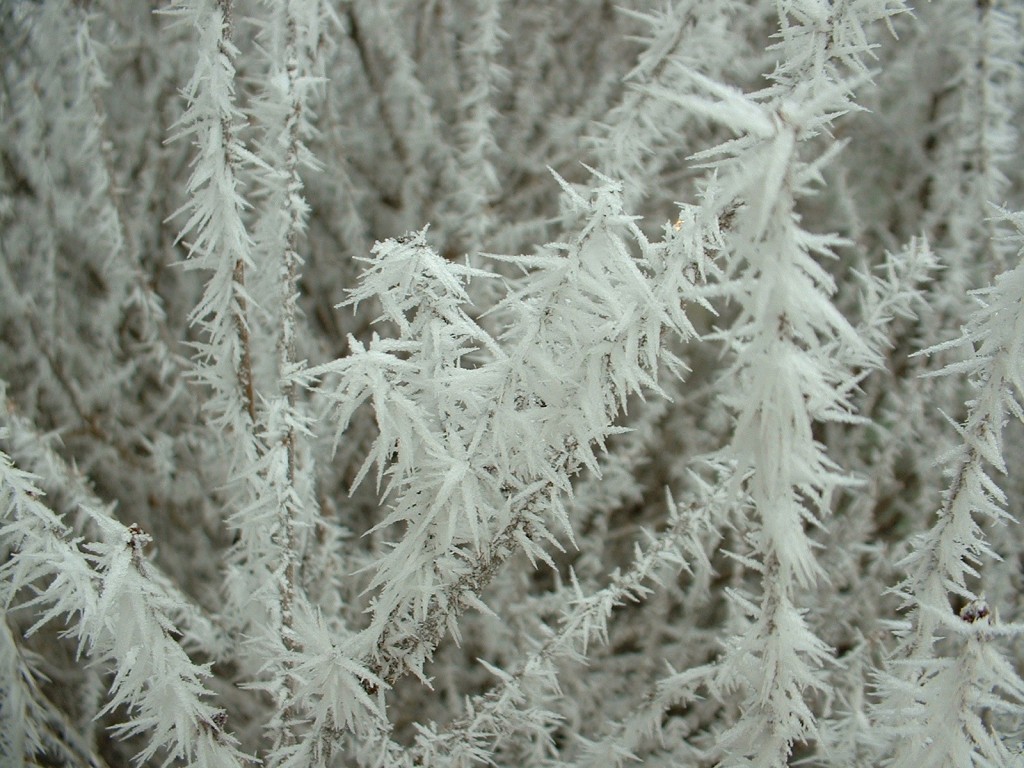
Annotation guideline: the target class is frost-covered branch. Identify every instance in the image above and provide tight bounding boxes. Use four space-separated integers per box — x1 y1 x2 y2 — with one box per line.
408 495 713 767
878 209 1024 764
313 175 707 691
0 421 251 767
672 2 907 762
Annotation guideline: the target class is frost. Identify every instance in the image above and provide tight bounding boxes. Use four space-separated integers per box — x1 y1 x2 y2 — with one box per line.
2 0 1024 766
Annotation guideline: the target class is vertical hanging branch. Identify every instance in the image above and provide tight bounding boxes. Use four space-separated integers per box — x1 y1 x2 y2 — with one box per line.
247 0 328 757
669 2 906 763
885 0 1024 390
921 0 1019 277
450 0 507 252
165 0 277 644
876 209 1024 766
345 0 457 229
166 0 259 444
165 2 300 731
964 0 1018 263
271 6 305 666
706 107 868 765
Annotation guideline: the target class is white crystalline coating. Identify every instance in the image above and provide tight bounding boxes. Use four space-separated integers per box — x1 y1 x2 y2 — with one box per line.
1 1 1023 766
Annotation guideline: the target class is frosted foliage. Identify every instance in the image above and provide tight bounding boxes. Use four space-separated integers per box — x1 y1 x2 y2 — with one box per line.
2 1 1024 766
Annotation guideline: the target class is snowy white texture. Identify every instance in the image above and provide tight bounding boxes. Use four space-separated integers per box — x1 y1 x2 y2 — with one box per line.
2 0 1024 766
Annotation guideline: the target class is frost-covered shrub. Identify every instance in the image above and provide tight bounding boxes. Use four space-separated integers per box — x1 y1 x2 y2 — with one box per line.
2 1 1024 766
